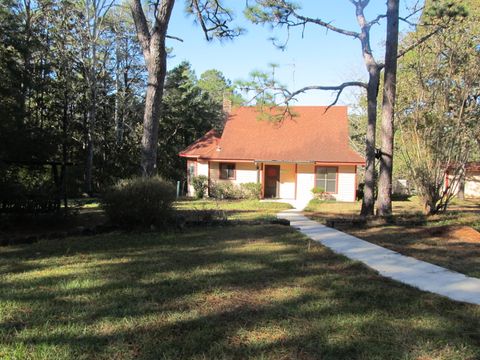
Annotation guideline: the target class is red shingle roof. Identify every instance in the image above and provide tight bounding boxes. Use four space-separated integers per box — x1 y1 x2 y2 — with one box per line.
179 106 365 164
179 129 220 159
466 162 480 172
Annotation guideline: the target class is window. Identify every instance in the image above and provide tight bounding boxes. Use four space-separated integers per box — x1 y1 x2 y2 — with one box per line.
188 162 196 178
220 163 235 180
315 167 337 193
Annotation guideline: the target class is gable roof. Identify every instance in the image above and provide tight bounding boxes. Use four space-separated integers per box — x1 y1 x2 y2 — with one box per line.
180 106 365 164
180 129 221 159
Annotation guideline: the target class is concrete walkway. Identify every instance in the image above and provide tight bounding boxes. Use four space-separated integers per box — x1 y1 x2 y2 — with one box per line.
278 209 480 305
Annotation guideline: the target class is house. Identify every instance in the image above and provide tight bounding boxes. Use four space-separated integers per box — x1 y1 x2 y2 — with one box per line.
463 163 480 197
448 162 480 198
179 106 365 202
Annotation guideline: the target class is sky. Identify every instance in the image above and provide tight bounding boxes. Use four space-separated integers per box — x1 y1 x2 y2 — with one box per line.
165 1 423 106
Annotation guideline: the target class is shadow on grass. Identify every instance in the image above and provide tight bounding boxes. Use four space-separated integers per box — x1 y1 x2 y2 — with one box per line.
1 225 479 359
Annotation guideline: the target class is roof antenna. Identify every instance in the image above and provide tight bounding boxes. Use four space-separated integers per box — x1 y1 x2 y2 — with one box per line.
284 59 296 93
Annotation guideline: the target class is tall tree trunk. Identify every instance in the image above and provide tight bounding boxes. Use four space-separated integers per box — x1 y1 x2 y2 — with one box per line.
114 29 124 144
62 89 69 212
130 0 175 177
377 0 400 216
84 43 97 194
21 0 32 123
141 36 168 176
354 1 381 217
361 68 380 216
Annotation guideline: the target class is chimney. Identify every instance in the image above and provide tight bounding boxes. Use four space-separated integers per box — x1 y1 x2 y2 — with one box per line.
222 93 232 114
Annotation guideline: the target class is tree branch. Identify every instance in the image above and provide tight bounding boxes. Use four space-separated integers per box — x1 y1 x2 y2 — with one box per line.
166 34 184 42
246 1 360 39
288 5 360 38
286 81 368 110
285 82 368 102
129 0 150 54
367 13 387 28
190 0 242 41
397 26 443 59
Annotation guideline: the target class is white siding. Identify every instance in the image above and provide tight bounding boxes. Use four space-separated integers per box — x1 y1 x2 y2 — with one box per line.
296 164 357 202
336 165 357 202
187 160 358 202
210 162 258 185
235 162 258 183
448 171 480 198
465 172 480 198
279 163 296 199
296 164 315 202
197 160 209 177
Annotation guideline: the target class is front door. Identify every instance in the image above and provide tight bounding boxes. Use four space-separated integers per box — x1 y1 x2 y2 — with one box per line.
264 165 280 198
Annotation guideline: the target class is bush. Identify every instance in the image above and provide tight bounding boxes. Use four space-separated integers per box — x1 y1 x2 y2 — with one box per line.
102 176 176 230
210 182 242 199
191 175 209 199
239 182 262 199
311 187 335 201
209 182 262 200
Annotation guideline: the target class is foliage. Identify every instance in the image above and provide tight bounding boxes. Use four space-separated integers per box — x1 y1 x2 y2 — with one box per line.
0 0 146 197
102 176 175 229
157 62 229 182
311 187 335 201
198 69 244 107
0 165 60 214
209 182 242 199
209 182 262 200
239 182 262 199
191 175 209 199
0 2 238 200
311 187 325 195
396 8 480 214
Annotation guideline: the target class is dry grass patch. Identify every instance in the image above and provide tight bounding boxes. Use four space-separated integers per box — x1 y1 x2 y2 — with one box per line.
306 197 480 278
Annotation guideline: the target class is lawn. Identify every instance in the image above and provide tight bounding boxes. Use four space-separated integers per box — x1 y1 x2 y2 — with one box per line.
1 225 480 359
304 196 425 220
0 199 291 245
305 197 480 278
174 198 293 221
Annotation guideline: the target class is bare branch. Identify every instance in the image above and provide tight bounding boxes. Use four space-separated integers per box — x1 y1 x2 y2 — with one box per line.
129 0 150 54
166 34 184 42
367 13 387 28
285 82 368 104
292 11 360 38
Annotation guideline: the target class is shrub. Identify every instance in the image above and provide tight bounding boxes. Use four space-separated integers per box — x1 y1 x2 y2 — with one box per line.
210 182 242 199
210 182 262 200
191 175 209 199
102 176 176 230
239 182 262 199
311 187 335 201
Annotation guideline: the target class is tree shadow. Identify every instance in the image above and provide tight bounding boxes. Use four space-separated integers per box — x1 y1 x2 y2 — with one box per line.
1 225 479 359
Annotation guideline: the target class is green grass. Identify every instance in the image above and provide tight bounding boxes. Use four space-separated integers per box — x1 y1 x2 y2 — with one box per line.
174 199 292 221
1 226 480 359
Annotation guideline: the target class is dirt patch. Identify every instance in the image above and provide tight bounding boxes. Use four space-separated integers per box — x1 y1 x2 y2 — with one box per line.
425 225 480 243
